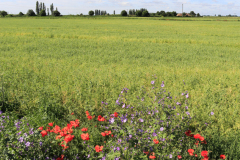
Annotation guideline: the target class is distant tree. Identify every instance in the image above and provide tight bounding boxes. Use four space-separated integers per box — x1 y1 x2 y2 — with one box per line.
19 12 24 16
218 14 221 17
0 10 8 17
121 10 127 16
132 9 136 15
159 10 166 17
43 3 46 10
39 9 46 16
53 10 60 16
156 11 160 15
135 10 142 17
50 3 54 15
114 10 115 15
197 13 200 17
56 7 58 11
26 9 36 16
95 10 98 15
183 12 186 17
47 8 49 16
36 1 39 15
190 11 196 17
89 10 94 16
172 11 177 16
99 10 100 15
166 12 172 17
39 2 42 11
142 10 149 17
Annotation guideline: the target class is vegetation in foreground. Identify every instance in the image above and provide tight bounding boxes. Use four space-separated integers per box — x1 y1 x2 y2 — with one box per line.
0 18 240 159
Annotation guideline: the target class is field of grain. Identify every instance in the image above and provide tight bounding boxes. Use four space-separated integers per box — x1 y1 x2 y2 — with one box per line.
0 17 240 158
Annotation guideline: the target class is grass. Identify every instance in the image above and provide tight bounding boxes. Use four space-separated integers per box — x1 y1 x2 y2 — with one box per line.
0 16 240 159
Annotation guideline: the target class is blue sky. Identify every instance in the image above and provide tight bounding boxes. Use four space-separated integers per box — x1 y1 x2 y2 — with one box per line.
0 0 239 16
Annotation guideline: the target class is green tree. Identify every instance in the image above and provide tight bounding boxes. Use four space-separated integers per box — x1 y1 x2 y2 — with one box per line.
190 11 196 17
50 3 54 15
121 10 127 16
159 10 166 17
39 9 46 16
135 10 142 17
53 10 60 16
0 10 8 17
19 12 24 16
39 2 42 11
183 12 186 17
166 12 172 17
142 10 149 17
43 3 45 10
26 9 36 16
47 8 49 16
114 10 115 15
89 10 94 16
172 11 177 16
197 13 201 17
36 1 39 15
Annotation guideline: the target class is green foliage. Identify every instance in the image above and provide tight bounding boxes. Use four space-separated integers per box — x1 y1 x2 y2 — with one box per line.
39 9 46 16
36 1 39 15
0 10 8 17
88 10 94 16
197 13 201 17
26 9 36 16
53 10 61 16
135 10 142 17
5 14 13 17
142 10 149 17
19 12 24 16
190 11 196 17
121 10 127 16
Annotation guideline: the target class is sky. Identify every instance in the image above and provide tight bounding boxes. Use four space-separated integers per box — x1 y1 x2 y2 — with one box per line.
0 0 239 16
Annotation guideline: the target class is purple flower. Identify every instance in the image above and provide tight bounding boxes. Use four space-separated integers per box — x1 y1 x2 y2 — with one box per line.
24 133 28 137
116 147 120 151
109 118 115 124
152 132 157 136
39 142 42 146
176 102 181 105
185 106 188 109
141 97 144 101
186 112 190 115
161 81 164 87
169 154 172 158
118 139 122 143
121 116 127 123
139 118 144 122
186 93 189 98
160 127 164 131
116 99 120 105
210 112 214 115
151 81 155 85
25 142 30 147
87 154 90 158
0 111 2 115
129 135 132 138
18 137 24 143
122 104 125 108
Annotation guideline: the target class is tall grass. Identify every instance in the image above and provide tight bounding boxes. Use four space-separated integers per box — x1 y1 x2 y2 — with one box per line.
0 17 240 158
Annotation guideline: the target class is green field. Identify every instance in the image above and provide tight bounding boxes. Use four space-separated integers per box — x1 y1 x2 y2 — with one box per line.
1 17 240 158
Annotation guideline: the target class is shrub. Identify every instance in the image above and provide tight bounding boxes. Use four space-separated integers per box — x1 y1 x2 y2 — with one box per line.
0 10 8 17
53 10 61 16
26 9 36 16
88 10 94 16
135 10 142 17
142 10 150 17
19 12 24 16
121 10 127 16
39 9 46 16
6 14 14 17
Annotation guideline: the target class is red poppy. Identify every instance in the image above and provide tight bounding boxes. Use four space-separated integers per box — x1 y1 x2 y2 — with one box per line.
114 112 118 117
95 145 103 152
81 127 88 132
185 130 191 136
41 130 48 137
195 154 198 157
149 152 156 159
195 141 199 147
71 112 74 115
143 151 149 155
60 131 67 137
188 149 194 156
194 134 201 139
38 126 43 130
86 111 89 116
64 134 74 143
87 115 92 120
199 136 205 141
177 155 182 159
111 134 114 137
81 133 90 140
70 121 79 128
201 151 208 157
56 135 62 140
101 132 106 137
220 155 226 159
48 122 54 127
46 127 51 132
104 130 111 136
202 156 209 160
97 115 106 121
153 139 159 144
56 155 64 160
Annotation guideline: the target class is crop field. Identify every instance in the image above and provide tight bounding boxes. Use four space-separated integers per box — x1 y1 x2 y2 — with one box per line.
0 17 240 159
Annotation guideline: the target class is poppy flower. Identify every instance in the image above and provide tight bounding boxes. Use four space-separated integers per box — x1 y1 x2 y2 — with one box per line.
202 156 209 160
61 144 69 150
70 121 79 128
38 126 43 130
199 136 205 141
195 154 198 157
114 112 118 117
143 151 149 155
153 139 159 144
60 131 67 137
97 115 106 121
71 112 74 115
104 130 111 136
194 134 201 139
201 151 208 157
56 135 62 140
81 127 88 132
81 133 90 140
188 149 194 156
101 132 106 137
41 130 48 137
195 140 199 146
56 155 64 160
220 155 226 159
185 130 191 136
48 122 54 127
46 127 51 132
177 155 182 159
87 115 92 120
149 152 156 159
86 111 89 116
95 145 103 152
64 134 74 143
111 134 114 137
